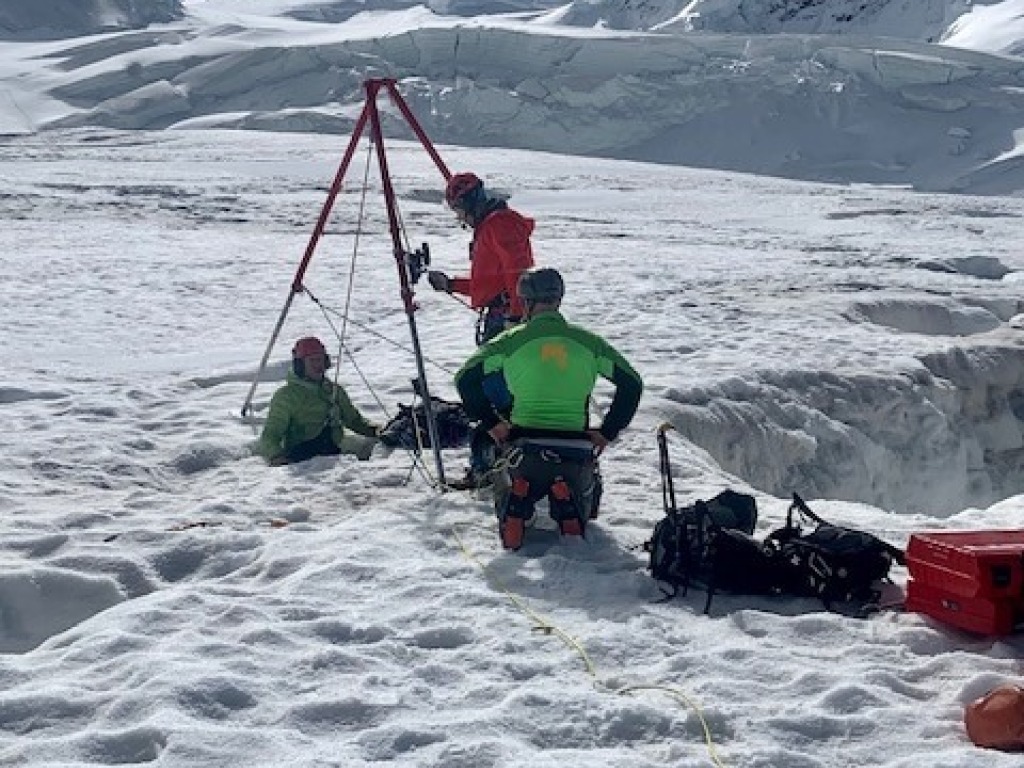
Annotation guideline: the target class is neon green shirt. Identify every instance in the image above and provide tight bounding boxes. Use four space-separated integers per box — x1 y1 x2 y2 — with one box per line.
455 310 642 439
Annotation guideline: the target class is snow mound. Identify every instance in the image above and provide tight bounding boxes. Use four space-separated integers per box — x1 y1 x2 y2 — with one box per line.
610 0 975 39
23 22 1024 194
0 567 124 653
846 297 1003 336
915 254 1012 279
663 344 1024 515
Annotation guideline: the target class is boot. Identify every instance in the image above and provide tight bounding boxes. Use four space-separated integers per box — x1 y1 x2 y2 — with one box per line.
499 516 525 550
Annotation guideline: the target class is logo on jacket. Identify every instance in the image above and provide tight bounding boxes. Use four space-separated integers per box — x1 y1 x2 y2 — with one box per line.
540 343 569 370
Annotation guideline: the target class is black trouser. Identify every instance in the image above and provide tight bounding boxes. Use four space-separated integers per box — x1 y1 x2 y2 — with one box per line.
476 306 521 345
468 308 519 478
469 427 499 477
285 426 340 464
493 439 598 525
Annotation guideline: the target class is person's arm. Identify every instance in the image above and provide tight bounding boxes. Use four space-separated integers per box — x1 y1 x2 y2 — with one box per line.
429 240 474 297
455 346 504 430
449 275 472 296
595 340 643 441
332 385 379 438
259 388 291 462
478 212 534 317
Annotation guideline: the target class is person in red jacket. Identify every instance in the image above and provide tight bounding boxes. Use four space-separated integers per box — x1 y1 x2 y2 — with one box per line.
428 172 536 344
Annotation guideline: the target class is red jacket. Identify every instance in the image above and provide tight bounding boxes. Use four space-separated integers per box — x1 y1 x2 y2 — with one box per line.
449 207 535 316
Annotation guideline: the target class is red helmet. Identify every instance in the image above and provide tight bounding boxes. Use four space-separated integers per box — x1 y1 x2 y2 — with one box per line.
445 172 482 209
292 336 326 359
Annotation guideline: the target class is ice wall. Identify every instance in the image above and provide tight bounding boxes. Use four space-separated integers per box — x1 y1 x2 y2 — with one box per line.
662 341 1024 516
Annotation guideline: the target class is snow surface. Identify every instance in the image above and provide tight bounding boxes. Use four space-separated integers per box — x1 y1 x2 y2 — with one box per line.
942 0 1024 57
2 2 1024 767
2 1 1024 193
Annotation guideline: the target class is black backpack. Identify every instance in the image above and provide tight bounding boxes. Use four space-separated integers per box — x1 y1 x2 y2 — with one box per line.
646 492 787 612
645 427 781 612
645 427 905 614
378 397 473 451
765 493 906 608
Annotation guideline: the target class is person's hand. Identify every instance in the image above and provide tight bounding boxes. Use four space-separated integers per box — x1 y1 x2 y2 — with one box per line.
427 270 451 293
586 429 609 457
488 420 512 444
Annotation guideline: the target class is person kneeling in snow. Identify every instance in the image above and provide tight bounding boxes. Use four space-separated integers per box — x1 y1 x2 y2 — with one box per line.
259 336 380 465
454 268 643 550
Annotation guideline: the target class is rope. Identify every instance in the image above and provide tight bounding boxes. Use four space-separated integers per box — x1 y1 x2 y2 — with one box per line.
306 292 457 378
302 287 446 485
292 134 442 490
607 683 727 768
335 137 375 368
449 523 728 767
450 523 597 675
306 289 391 417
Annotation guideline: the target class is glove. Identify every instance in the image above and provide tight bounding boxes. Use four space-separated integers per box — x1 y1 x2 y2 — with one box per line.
427 270 451 293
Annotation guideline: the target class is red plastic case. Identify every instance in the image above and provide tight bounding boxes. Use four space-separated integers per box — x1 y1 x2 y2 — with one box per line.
905 579 1019 635
906 530 1024 599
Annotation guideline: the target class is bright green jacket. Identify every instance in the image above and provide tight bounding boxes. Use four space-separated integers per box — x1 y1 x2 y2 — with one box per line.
455 310 643 440
258 372 377 460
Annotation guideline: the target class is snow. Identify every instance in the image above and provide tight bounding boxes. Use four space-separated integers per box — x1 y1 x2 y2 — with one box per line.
942 0 1024 57
0 0 184 41
2 2 1024 767
1 1 1024 193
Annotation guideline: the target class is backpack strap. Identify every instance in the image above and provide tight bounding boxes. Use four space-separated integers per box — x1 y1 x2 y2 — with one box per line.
789 491 826 527
657 425 679 519
788 492 905 565
654 425 694 599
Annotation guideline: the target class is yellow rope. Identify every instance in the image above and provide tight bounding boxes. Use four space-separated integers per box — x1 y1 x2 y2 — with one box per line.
607 682 728 768
449 523 727 767
451 523 597 674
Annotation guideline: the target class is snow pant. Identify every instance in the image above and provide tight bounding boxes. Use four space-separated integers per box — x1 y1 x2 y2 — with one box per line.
476 306 521 345
285 426 375 464
469 427 499 479
492 438 600 527
467 373 513 482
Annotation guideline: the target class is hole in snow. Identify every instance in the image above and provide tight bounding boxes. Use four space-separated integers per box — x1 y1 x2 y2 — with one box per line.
663 345 1024 516
0 568 123 653
845 298 1004 337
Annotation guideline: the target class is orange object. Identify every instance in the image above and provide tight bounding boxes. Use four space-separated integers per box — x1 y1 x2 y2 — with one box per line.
559 518 583 537
511 476 530 498
965 684 1024 751
550 478 571 501
500 517 525 550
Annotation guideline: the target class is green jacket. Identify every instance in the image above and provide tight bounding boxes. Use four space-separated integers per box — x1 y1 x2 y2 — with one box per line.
259 372 377 460
455 310 643 440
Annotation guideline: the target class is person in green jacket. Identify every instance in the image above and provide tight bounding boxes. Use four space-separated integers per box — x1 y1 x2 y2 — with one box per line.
259 336 380 465
455 268 643 550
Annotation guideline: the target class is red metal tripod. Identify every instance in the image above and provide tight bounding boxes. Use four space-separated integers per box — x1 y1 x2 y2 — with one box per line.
242 78 452 486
